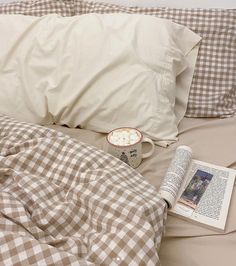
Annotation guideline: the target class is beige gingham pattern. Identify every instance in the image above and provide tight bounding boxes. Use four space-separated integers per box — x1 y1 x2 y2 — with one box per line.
0 114 166 265
0 0 74 16
75 1 236 118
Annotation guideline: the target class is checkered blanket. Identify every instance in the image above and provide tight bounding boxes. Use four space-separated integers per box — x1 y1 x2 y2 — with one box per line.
0 114 166 265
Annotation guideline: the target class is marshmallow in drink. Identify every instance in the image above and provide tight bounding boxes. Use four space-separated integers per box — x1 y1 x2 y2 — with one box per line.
108 128 141 146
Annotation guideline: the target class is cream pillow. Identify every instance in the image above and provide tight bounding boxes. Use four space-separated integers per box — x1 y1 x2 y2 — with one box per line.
0 14 201 146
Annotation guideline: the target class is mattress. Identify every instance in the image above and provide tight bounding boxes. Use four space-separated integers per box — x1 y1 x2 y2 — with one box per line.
48 115 236 266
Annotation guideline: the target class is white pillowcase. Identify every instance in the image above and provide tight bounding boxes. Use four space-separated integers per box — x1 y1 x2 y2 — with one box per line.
0 14 201 146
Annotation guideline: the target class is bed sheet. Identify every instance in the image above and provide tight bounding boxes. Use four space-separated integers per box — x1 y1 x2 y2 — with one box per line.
48 116 236 266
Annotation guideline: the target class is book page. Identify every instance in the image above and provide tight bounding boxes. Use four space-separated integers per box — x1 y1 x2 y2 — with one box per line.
158 145 192 208
171 160 236 231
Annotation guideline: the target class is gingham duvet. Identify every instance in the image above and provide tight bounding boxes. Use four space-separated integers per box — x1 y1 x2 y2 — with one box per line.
0 114 166 265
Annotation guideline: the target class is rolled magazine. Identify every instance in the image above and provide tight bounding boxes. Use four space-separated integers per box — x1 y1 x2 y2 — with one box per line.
158 145 236 231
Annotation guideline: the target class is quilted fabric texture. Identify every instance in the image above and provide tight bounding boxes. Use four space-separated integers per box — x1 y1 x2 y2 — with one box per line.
0 0 74 16
0 114 167 265
74 0 236 118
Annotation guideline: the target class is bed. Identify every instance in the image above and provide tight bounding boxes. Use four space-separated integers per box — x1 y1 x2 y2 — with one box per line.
0 0 235 265
50 112 236 266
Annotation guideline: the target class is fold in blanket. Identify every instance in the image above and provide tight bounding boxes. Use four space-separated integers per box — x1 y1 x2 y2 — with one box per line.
0 114 166 265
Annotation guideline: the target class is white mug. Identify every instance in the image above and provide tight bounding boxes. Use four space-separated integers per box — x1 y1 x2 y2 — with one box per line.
106 127 155 168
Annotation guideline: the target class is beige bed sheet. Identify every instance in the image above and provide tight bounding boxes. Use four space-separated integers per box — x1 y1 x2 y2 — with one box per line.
47 116 236 266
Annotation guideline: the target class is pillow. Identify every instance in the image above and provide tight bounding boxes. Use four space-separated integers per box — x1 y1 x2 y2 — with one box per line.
75 0 236 118
0 14 200 146
82 0 236 8
0 0 74 16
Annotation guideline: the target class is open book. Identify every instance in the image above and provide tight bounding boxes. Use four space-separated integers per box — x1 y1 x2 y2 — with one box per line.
158 146 236 232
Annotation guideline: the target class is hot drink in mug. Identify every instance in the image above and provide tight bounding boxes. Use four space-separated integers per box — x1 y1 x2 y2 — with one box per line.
106 127 155 168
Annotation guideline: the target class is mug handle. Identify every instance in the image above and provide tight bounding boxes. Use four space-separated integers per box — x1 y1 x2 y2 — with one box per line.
142 137 155 159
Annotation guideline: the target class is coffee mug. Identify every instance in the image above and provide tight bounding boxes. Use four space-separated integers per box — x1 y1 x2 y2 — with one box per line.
106 127 155 168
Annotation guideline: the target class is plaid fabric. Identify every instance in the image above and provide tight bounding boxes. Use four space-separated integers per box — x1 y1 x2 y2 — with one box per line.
75 1 236 118
0 0 74 16
0 114 166 265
